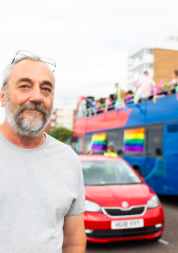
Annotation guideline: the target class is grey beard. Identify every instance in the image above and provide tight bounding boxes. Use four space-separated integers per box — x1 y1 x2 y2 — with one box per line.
5 95 53 138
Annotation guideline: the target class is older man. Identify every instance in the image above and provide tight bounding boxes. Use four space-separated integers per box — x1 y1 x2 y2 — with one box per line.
0 53 86 253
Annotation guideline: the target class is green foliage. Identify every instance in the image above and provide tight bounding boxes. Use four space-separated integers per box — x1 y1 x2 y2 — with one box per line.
47 127 73 144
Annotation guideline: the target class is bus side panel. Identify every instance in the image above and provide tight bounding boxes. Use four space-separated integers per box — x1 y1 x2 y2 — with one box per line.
123 156 163 194
146 95 178 124
86 109 131 132
125 102 146 127
162 122 178 195
73 118 87 135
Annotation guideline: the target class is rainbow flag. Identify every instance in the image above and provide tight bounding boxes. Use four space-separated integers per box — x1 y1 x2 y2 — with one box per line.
91 133 107 151
123 128 145 153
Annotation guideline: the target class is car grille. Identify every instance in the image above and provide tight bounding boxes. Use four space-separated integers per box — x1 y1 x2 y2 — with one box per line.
103 206 145 217
86 226 162 239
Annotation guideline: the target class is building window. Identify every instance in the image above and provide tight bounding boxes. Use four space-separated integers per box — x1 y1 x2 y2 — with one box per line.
145 48 153 54
145 63 153 69
128 71 133 80
128 58 133 67
64 123 73 128
50 122 56 127
64 115 72 119
51 114 56 119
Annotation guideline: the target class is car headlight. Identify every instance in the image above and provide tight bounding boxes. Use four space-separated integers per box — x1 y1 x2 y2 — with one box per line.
147 195 160 209
85 200 101 212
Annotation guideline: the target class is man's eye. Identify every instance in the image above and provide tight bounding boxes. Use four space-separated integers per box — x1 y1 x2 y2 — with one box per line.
42 87 51 92
20 85 29 89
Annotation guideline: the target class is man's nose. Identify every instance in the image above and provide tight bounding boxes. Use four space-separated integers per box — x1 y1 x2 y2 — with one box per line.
29 87 43 103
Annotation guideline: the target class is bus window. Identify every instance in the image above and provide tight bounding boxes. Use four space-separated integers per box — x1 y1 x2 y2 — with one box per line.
75 136 82 154
122 128 146 156
106 129 124 156
163 122 178 156
84 133 93 154
84 132 107 154
146 124 163 156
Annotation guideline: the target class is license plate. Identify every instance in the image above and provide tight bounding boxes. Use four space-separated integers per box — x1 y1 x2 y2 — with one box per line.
111 219 144 230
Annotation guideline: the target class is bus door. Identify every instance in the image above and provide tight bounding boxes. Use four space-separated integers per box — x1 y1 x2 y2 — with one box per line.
163 122 178 195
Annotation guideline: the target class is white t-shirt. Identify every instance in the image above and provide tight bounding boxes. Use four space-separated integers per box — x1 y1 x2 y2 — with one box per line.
169 78 177 85
0 133 85 253
136 76 156 97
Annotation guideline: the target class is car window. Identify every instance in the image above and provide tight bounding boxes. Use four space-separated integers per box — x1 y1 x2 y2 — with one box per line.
81 160 142 186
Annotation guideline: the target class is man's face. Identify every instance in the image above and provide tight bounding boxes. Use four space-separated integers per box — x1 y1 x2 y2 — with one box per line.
2 59 55 137
107 146 113 153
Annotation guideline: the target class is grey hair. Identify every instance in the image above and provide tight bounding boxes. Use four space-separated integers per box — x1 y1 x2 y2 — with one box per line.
2 56 55 90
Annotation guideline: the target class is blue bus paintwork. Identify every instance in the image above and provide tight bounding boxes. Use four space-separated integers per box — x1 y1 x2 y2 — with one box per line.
125 95 178 127
124 95 178 194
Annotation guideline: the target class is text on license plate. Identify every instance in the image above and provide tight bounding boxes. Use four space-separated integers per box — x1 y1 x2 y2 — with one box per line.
111 219 144 230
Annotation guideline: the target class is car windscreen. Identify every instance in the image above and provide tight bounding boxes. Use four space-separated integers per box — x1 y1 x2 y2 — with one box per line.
81 160 142 186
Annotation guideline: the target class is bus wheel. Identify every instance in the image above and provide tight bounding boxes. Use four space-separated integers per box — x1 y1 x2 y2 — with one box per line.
133 165 143 177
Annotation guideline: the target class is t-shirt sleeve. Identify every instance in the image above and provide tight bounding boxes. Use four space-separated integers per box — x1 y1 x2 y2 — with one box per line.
65 157 85 216
169 78 177 85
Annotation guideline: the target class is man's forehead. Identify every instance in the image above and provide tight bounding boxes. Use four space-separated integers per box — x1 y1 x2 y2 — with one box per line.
10 59 55 84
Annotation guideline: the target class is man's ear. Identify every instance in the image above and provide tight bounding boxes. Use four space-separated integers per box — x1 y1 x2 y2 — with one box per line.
0 87 5 107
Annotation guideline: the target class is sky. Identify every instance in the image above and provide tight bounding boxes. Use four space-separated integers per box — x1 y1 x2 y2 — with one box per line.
0 0 178 122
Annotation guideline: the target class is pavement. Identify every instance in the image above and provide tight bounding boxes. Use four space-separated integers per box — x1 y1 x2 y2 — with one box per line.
86 196 178 253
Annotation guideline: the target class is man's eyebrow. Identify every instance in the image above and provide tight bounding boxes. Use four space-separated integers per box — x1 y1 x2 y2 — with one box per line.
17 78 33 84
42 81 53 88
17 78 53 88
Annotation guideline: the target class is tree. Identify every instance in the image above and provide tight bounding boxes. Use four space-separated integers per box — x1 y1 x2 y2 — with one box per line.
47 127 73 144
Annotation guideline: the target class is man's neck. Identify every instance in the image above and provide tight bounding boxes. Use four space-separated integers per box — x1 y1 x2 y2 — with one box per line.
0 121 45 149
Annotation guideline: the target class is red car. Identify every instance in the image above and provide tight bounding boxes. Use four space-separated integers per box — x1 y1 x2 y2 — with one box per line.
79 155 164 243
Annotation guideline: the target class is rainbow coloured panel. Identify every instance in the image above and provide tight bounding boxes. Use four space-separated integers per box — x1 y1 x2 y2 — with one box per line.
91 132 107 151
123 128 145 153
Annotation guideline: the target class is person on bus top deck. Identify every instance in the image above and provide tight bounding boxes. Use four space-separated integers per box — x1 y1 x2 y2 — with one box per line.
135 71 156 103
169 70 178 89
104 142 118 157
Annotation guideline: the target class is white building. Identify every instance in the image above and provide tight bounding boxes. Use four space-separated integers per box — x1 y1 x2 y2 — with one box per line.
127 33 178 91
50 99 77 130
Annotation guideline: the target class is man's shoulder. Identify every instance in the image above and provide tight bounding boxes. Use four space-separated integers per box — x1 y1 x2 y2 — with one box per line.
46 134 79 160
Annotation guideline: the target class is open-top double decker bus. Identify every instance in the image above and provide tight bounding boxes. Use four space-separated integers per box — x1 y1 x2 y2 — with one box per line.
74 92 178 195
